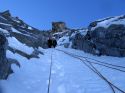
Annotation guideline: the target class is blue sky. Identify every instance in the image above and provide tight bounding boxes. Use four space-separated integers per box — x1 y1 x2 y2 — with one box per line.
0 0 125 30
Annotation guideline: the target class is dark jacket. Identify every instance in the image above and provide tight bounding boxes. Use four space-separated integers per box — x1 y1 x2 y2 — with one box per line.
48 39 53 48
52 39 57 47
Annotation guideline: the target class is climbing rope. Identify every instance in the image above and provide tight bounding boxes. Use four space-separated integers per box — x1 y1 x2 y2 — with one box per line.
56 49 125 93
56 49 125 73
47 49 53 93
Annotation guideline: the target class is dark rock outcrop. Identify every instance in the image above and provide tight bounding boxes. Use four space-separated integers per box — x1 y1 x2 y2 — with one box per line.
72 23 125 57
0 32 20 80
72 33 96 54
88 24 125 57
52 22 67 32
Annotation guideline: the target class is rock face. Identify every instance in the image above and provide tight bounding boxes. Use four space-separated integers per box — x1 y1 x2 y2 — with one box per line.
88 24 125 57
0 10 50 49
0 32 20 80
72 32 96 54
0 32 9 79
72 15 125 57
52 22 67 32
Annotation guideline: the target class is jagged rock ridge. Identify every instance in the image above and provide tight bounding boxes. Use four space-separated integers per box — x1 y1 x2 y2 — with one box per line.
0 10 50 49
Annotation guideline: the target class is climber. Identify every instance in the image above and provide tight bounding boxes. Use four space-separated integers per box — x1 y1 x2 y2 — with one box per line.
47 38 53 48
52 38 57 48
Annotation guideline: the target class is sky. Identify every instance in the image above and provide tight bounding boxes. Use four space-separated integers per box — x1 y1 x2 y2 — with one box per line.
0 0 125 30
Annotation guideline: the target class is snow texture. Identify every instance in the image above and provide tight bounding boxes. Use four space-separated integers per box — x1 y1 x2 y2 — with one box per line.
0 46 125 93
7 37 34 54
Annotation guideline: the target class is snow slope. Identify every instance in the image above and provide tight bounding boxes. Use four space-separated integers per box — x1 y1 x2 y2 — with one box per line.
1 49 51 93
1 46 125 93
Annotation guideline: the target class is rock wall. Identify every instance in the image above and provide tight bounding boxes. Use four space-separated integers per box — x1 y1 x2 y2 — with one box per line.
72 24 125 57
0 32 20 80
